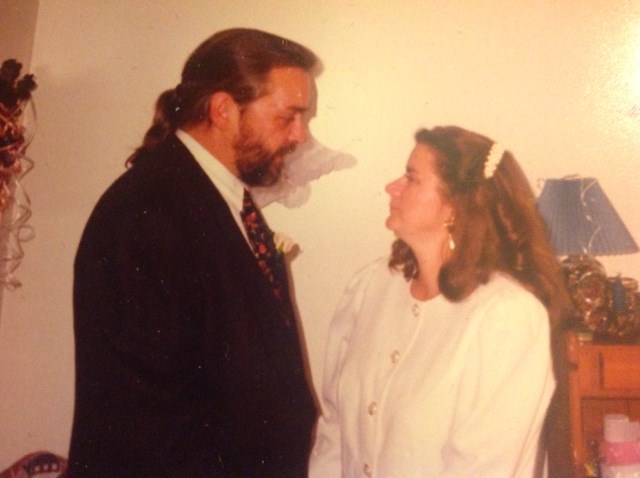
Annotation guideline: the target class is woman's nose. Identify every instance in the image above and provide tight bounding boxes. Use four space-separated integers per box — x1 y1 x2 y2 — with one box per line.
385 177 402 195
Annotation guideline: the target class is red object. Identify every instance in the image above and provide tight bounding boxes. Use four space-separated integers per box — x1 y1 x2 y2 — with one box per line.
0 451 67 478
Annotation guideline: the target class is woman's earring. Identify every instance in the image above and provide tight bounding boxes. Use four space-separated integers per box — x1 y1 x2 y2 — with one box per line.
444 217 456 251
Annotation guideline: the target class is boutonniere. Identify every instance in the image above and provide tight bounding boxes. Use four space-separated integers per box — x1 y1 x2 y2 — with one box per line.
273 231 300 258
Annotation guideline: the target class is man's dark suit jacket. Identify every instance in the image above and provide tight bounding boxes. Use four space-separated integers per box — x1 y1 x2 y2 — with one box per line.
68 137 317 477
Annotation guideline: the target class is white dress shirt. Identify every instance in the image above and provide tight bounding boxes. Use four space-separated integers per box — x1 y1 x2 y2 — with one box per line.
309 257 555 478
175 129 248 241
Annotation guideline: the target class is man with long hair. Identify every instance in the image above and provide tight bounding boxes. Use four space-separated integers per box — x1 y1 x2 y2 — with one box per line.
69 29 319 477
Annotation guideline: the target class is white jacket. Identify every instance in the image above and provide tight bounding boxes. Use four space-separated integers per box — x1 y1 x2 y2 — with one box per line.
309 258 555 478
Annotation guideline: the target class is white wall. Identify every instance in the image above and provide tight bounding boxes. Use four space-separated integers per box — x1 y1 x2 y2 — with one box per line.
1 0 639 466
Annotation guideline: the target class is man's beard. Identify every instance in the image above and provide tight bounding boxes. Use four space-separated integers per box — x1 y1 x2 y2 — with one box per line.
234 127 296 187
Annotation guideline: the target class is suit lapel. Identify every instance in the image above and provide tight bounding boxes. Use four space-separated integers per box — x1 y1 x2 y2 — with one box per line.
164 137 297 330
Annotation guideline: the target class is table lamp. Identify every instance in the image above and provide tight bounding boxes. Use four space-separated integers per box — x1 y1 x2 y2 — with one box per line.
537 176 639 335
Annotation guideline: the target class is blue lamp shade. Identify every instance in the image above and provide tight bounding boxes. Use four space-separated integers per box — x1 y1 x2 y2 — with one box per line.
537 177 639 256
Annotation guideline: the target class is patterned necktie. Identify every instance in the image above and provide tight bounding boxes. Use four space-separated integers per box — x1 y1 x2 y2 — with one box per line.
240 188 287 301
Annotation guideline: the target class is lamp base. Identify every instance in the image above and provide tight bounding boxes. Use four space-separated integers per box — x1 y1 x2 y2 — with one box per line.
598 276 640 342
562 254 608 334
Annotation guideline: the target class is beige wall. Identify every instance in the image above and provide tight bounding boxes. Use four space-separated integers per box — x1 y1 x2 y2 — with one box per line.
1 0 639 466
0 0 38 67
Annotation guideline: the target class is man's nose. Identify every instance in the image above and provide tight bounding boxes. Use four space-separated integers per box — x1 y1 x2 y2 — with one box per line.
290 117 307 144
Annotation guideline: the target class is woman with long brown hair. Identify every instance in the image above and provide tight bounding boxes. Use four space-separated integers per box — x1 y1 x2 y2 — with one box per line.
309 126 570 477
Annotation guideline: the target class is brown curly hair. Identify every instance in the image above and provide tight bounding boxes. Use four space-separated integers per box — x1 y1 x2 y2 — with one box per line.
389 126 571 325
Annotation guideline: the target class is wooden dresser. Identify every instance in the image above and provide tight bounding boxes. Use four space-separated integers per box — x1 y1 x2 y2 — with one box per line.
548 330 640 477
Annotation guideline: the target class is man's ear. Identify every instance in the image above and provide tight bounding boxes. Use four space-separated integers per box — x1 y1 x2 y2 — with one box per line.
208 91 239 128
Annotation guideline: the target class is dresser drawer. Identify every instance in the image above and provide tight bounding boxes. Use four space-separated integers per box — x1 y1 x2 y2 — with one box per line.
554 332 640 478
600 347 640 390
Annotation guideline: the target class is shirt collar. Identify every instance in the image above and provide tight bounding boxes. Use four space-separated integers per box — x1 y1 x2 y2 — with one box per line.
175 129 245 214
